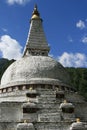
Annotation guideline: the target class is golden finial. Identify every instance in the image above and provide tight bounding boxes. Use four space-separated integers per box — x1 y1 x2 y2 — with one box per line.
34 4 37 10
27 97 30 102
31 4 40 20
33 4 39 16
76 118 80 122
64 100 67 103
24 120 27 123
29 87 32 90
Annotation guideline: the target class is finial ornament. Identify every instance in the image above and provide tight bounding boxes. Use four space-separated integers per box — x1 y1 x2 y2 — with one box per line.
32 4 40 17
64 100 67 103
29 87 33 90
76 118 80 122
34 4 37 10
27 97 30 102
24 120 27 123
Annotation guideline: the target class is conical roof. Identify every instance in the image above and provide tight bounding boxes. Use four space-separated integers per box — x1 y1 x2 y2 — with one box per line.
23 5 50 56
70 119 85 130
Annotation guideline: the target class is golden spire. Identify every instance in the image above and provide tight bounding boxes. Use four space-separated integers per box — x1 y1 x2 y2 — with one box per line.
64 100 67 103
76 118 80 122
24 120 27 123
31 4 40 20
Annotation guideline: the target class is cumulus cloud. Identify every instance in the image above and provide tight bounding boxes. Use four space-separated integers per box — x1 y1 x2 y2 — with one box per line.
81 36 87 44
76 20 86 30
58 52 87 67
7 0 31 5
0 35 22 60
2 28 8 32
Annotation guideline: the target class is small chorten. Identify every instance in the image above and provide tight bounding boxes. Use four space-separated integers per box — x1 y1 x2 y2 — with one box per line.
70 118 85 130
59 100 74 113
17 121 35 130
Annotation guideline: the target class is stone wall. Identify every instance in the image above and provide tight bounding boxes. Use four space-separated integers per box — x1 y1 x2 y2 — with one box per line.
0 85 87 130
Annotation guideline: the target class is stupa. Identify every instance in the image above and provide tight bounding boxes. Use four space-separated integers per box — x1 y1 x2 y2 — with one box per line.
0 5 87 130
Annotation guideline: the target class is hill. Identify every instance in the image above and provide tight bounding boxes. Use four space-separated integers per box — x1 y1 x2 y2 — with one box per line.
0 58 15 80
66 67 87 100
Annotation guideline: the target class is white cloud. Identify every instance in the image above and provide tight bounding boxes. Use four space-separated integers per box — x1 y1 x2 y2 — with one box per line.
7 0 31 5
81 36 87 44
2 28 8 32
0 35 22 60
76 20 86 30
68 36 73 43
58 52 87 67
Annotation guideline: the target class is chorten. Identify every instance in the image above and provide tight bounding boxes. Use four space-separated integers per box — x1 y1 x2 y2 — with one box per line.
0 5 87 130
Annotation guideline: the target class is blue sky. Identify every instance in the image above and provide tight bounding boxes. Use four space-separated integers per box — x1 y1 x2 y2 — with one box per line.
0 0 87 67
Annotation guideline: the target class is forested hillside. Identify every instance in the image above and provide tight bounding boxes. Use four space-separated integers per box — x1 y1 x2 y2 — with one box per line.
66 67 87 100
0 58 87 100
0 58 15 79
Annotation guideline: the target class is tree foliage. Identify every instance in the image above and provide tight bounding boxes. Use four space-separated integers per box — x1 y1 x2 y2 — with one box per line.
0 58 15 80
66 67 87 100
